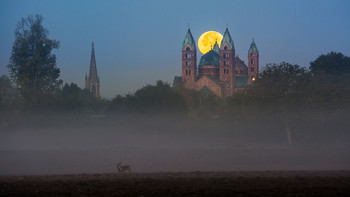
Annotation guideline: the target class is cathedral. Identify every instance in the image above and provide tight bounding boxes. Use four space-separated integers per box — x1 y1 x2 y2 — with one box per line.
85 42 100 98
173 28 259 97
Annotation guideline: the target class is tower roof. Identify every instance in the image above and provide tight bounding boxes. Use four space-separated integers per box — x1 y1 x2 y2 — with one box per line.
182 28 196 50
220 28 234 50
198 50 219 66
89 42 98 81
213 42 219 53
248 39 259 56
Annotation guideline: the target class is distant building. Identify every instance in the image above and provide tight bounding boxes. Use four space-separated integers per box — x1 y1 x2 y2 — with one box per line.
174 28 259 97
85 42 100 98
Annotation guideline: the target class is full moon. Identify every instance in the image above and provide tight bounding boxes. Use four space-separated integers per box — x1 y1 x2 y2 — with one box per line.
198 31 223 54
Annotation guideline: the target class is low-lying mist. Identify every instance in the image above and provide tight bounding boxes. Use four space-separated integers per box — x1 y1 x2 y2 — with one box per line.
1 109 349 175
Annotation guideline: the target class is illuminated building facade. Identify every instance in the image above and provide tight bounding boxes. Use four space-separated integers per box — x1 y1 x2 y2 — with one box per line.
174 28 259 97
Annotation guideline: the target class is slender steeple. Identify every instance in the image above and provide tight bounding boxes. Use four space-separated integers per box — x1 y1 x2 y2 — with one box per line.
89 42 98 80
85 41 100 98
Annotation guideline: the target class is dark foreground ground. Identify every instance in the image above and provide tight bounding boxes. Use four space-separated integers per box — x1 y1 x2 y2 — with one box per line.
1 171 350 197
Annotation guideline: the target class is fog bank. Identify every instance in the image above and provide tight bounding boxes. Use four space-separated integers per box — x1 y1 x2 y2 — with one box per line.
1 111 349 175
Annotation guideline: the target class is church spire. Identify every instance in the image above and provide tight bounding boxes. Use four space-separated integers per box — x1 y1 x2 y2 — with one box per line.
182 28 196 50
248 38 259 56
213 41 219 53
220 28 234 50
89 41 98 80
85 41 100 98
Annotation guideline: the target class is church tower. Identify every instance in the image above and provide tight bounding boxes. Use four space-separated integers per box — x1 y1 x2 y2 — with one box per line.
219 28 235 97
85 42 100 98
248 39 259 85
182 28 197 88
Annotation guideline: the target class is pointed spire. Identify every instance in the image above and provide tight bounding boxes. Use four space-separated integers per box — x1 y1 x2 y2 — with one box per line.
182 28 196 50
213 41 219 53
248 38 259 56
89 41 98 81
220 28 234 50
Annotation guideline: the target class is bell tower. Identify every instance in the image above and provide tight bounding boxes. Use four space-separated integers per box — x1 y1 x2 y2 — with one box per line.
219 28 235 97
248 39 259 85
182 28 197 88
85 42 100 98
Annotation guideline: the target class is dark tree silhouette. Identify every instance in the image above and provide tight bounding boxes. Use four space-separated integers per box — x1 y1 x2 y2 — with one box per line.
0 75 22 110
228 62 310 145
310 52 350 75
7 14 62 105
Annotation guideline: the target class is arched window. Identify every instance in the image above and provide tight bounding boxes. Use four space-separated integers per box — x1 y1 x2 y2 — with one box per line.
224 46 228 50
186 47 190 51
251 59 255 64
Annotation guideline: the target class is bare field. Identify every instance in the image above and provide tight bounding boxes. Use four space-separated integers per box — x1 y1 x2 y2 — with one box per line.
1 171 350 197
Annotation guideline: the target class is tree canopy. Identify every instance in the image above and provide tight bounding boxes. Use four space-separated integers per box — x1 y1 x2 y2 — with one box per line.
7 14 61 105
310 51 350 75
110 80 187 113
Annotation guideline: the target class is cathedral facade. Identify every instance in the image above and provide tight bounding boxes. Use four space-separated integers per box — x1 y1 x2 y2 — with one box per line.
174 28 259 97
85 42 100 98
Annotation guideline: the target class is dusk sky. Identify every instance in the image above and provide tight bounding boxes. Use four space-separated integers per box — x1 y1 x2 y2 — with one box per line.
1 0 350 98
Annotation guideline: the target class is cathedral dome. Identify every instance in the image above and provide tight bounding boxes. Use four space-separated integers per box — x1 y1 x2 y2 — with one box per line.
198 50 219 66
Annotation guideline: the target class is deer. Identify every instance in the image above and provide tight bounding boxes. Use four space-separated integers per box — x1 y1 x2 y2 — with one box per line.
117 162 131 173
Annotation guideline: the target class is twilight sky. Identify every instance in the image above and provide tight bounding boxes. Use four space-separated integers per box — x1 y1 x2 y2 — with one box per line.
1 0 350 98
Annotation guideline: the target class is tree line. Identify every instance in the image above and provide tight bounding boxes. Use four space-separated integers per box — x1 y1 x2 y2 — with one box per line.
1 14 349 145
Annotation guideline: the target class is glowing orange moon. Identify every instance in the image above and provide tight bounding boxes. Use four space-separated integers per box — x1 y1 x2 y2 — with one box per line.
198 31 223 54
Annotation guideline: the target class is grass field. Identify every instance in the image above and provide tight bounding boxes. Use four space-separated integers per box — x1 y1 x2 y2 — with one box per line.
1 171 349 196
